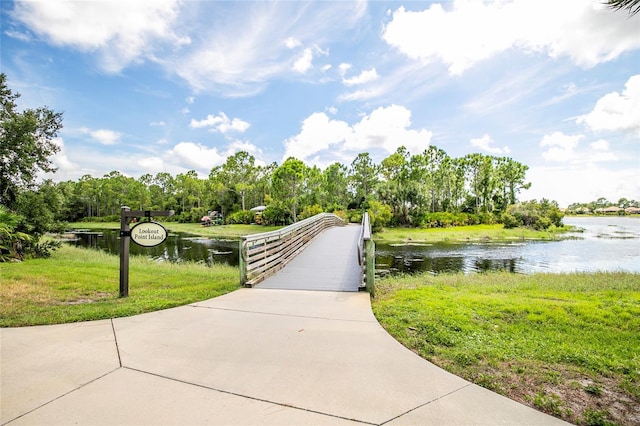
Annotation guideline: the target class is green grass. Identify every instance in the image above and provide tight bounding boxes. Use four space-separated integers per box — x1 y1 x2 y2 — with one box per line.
374 224 573 243
372 272 640 425
0 245 239 327
68 222 281 238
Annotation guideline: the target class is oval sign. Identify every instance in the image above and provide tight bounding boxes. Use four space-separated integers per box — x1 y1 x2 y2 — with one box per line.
130 221 168 247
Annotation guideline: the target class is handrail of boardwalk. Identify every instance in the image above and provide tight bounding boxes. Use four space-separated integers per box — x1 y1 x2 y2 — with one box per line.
239 212 346 287
359 212 375 296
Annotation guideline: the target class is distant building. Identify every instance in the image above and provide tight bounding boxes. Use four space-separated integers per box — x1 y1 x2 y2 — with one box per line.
625 207 640 214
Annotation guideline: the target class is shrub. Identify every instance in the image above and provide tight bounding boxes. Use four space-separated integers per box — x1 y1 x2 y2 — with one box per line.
502 199 564 230
226 210 255 225
297 204 323 220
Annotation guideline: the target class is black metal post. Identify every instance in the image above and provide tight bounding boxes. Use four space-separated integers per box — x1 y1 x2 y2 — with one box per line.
119 206 131 298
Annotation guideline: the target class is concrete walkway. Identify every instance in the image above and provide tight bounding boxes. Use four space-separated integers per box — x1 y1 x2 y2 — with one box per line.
1 289 568 425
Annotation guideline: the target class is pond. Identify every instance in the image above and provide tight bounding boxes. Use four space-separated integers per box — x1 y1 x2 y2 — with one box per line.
68 229 240 267
68 216 640 275
376 216 640 275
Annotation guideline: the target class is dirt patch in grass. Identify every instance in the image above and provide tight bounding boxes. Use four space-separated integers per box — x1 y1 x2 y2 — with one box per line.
447 360 638 426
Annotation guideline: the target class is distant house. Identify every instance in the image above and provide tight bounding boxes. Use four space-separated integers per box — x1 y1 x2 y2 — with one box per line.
596 206 623 214
625 207 640 215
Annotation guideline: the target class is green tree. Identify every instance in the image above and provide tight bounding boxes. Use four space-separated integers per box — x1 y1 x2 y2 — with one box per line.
349 152 379 208
0 73 63 210
272 157 307 222
321 162 349 210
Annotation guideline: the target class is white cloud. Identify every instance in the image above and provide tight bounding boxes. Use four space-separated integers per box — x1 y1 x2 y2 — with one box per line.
13 0 189 73
167 142 227 170
283 104 433 163
150 121 166 127
539 131 617 164
49 137 77 173
342 68 379 86
470 134 511 154
185 96 195 104
190 113 250 133
523 164 639 207
80 127 122 145
540 132 583 162
383 0 640 75
284 37 301 49
293 48 313 73
283 112 354 160
172 2 365 95
166 140 263 171
338 63 352 76
137 156 165 174
577 74 640 134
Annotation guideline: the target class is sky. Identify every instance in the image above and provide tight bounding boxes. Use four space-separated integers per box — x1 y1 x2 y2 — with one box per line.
1 0 639 207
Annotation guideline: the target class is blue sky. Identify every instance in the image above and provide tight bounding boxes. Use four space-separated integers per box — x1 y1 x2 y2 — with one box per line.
1 0 638 207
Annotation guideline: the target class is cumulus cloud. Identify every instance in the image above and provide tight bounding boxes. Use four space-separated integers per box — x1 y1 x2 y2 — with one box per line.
190 113 250 133
12 0 189 73
383 0 640 75
539 131 617 164
283 104 432 163
577 74 640 134
49 137 77 173
293 48 314 73
80 127 122 145
470 134 511 154
166 140 262 171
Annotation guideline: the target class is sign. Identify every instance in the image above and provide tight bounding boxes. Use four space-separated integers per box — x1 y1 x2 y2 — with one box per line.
130 221 168 247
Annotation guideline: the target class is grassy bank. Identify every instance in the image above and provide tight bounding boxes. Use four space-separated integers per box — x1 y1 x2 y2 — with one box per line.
0 245 239 327
68 221 281 238
372 272 640 426
374 224 573 243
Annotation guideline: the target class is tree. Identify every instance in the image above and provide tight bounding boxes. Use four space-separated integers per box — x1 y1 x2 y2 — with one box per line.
0 74 63 210
272 157 307 222
606 0 640 16
349 152 379 208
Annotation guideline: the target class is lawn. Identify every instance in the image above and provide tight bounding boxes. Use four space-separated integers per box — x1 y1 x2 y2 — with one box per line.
371 271 640 426
0 244 239 327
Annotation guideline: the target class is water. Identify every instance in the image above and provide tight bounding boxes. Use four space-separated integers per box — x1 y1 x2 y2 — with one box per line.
376 216 640 275
68 216 640 275
68 229 240 266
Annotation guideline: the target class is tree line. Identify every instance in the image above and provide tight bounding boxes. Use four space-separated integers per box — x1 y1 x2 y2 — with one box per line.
1 72 561 261
43 146 534 227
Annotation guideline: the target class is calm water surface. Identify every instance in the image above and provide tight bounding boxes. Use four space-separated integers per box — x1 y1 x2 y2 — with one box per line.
376 216 640 275
69 216 639 275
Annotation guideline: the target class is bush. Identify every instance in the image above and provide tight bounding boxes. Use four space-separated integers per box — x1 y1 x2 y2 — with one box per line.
368 200 392 232
297 204 323 220
226 210 255 225
502 199 564 230
261 204 291 226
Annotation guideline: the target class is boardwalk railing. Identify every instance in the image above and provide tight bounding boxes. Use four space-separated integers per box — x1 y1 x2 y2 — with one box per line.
240 213 346 287
359 212 375 296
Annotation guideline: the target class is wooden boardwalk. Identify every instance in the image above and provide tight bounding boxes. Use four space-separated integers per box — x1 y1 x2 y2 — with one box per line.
256 224 363 292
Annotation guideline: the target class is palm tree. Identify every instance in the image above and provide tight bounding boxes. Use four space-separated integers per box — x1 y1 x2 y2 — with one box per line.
606 0 640 16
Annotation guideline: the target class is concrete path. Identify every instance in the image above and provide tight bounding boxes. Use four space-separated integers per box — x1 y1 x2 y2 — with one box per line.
1 289 568 425
257 225 363 292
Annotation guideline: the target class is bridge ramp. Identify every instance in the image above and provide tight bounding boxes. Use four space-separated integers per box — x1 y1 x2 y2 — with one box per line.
257 224 362 292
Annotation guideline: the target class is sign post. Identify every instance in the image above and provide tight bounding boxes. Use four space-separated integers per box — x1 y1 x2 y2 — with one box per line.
119 206 174 298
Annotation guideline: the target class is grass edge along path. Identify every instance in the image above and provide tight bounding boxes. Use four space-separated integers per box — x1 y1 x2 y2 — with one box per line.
371 271 640 426
0 244 239 327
